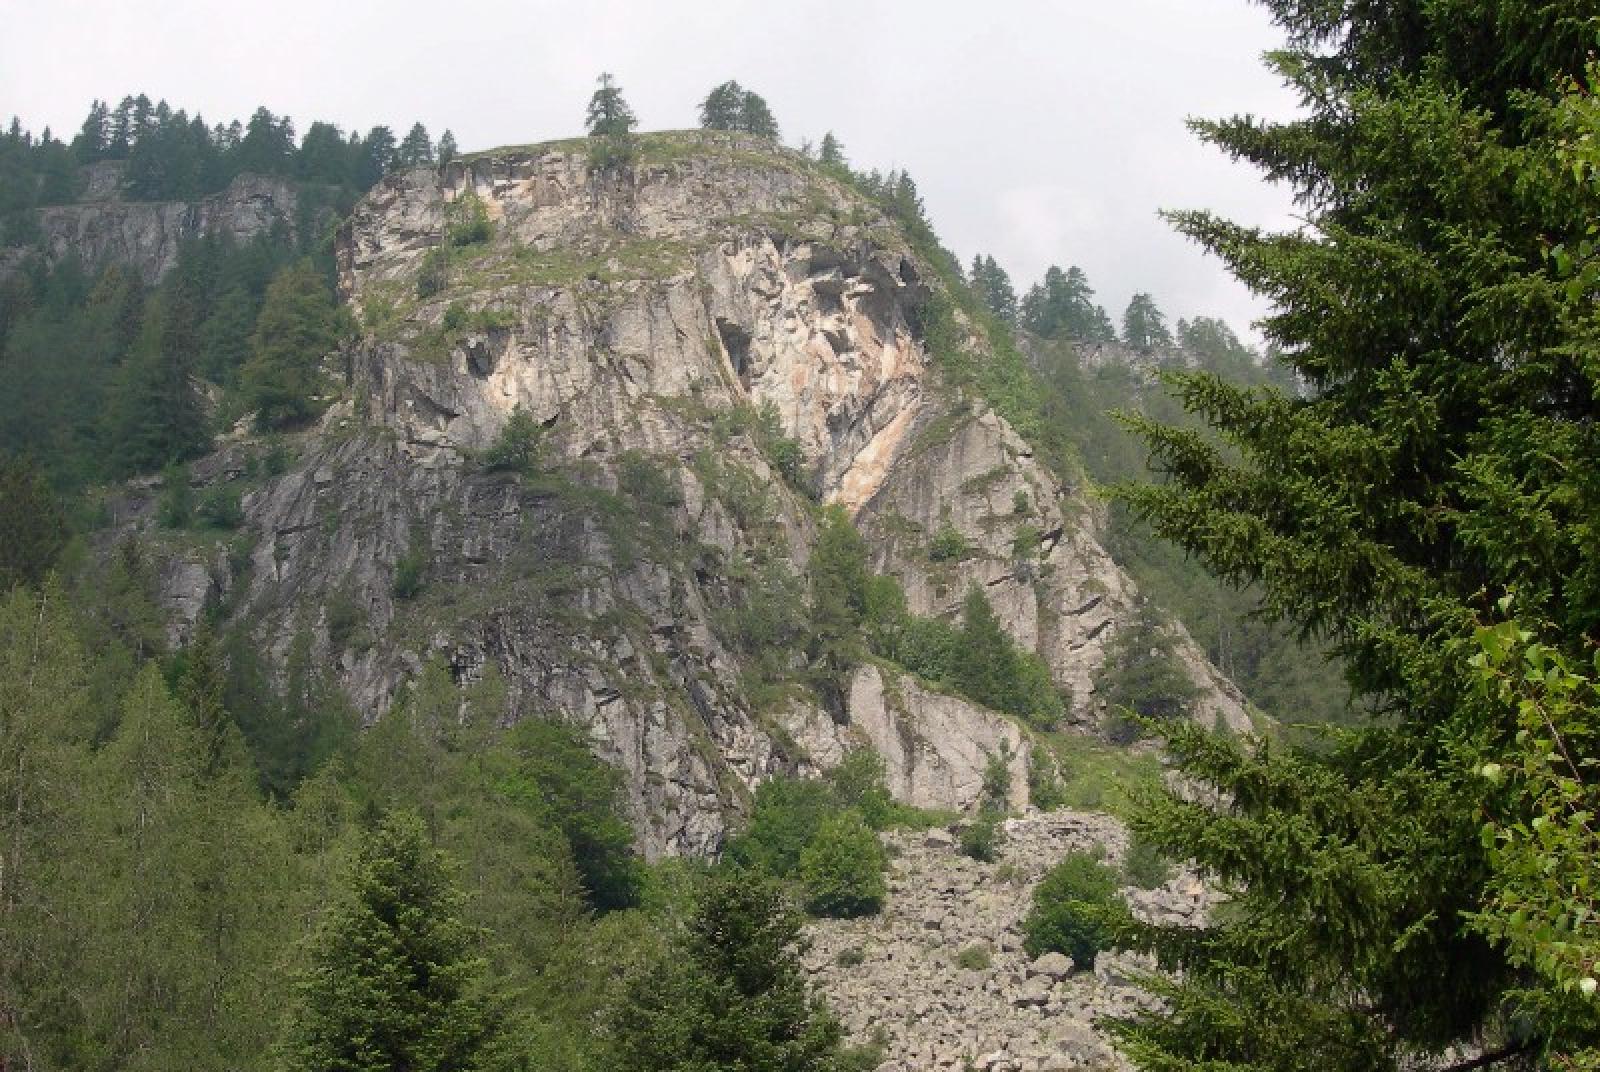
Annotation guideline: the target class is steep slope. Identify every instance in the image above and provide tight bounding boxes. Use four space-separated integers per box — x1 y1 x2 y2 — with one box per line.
127 131 1248 854
7 160 310 282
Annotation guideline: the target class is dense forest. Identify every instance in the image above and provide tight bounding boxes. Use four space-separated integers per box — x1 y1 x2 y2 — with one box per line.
5 0 1600 1067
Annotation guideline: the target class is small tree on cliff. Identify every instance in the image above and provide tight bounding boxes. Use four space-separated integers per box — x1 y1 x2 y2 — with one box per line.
585 71 637 172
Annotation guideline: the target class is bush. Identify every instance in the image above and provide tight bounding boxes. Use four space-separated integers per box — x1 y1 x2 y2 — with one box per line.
392 541 427 600
481 406 543 475
1123 831 1173 890
799 810 887 918
726 777 836 878
928 523 968 562
827 749 895 830
959 810 1002 862
158 464 194 528
834 946 866 968
197 484 243 529
1022 851 1122 969
444 193 492 248
416 246 449 298
955 943 992 971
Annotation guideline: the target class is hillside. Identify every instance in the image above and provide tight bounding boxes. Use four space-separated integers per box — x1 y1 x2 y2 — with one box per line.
83 130 1248 854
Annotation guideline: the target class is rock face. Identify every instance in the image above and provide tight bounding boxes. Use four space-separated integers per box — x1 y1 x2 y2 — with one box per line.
120 132 1249 855
805 811 1215 1071
26 167 306 281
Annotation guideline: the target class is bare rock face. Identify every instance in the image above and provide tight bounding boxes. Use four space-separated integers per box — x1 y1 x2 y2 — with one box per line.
29 171 305 282
124 133 1249 855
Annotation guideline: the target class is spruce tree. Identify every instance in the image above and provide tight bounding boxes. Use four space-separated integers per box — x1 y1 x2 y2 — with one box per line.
818 131 845 169
397 122 434 168
699 80 745 130
1109 2 1600 1068
585 72 638 171
281 810 501 1072
737 91 780 141
0 453 67 591
239 260 341 430
1119 292 1170 353
609 870 845 1072
437 129 458 168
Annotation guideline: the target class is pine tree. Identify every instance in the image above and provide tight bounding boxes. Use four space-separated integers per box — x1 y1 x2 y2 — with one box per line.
609 870 845 1072
437 129 458 168
699 80 745 130
239 260 341 429
1119 292 1170 353
281 810 501 1072
0 453 67 591
397 122 434 168
737 91 779 141
585 72 638 171
970 254 1017 324
1109 3 1600 1068
818 131 845 169
806 505 870 713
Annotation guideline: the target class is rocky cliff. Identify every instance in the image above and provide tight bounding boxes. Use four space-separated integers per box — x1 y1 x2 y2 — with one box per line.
15 161 309 282
123 131 1249 855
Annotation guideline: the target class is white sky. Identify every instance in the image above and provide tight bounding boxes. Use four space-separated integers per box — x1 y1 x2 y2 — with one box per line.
2 0 1304 342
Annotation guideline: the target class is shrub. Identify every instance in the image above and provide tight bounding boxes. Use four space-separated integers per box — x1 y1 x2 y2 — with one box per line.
955 943 992 971
1022 851 1121 969
826 749 895 830
197 484 243 529
726 777 836 877
799 810 887 918
1123 831 1173 890
927 523 968 562
959 810 1002 862
158 463 194 528
481 406 543 475
416 246 449 298
834 946 866 968
392 541 427 600
444 193 491 248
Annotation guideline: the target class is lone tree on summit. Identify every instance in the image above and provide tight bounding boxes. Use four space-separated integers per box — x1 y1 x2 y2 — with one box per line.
585 71 637 171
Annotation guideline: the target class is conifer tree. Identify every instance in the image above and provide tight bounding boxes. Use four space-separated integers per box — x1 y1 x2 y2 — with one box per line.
1109 3 1600 1068
397 122 434 168
737 91 779 141
239 260 341 429
609 870 845 1072
699 80 745 130
281 810 501 1072
0 453 67 591
806 505 870 712
818 131 845 168
437 129 458 168
970 253 1017 324
585 72 638 171
1119 292 1170 353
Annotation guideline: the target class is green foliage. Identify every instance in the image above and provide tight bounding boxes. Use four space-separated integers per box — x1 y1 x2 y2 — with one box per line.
608 870 846 1072
799 810 887 918
280 811 503 1072
958 811 1002 863
392 535 429 600
585 72 638 171
969 253 1017 324
240 259 343 430
1119 292 1171 353
1096 602 1199 744
698 81 781 140
955 944 992 971
0 453 67 590
927 522 969 562
197 482 243 529
497 716 642 912
417 246 450 297
1107 6 1600 1066
1023 851 1121 968
445 192 492 248
727 776 838 878
1122 831 1172 891
157 462 195 527
1020 264 1116 343
480 405 543 475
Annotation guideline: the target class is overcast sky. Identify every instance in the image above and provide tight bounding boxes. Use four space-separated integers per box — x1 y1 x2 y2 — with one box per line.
3 1 1304 342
